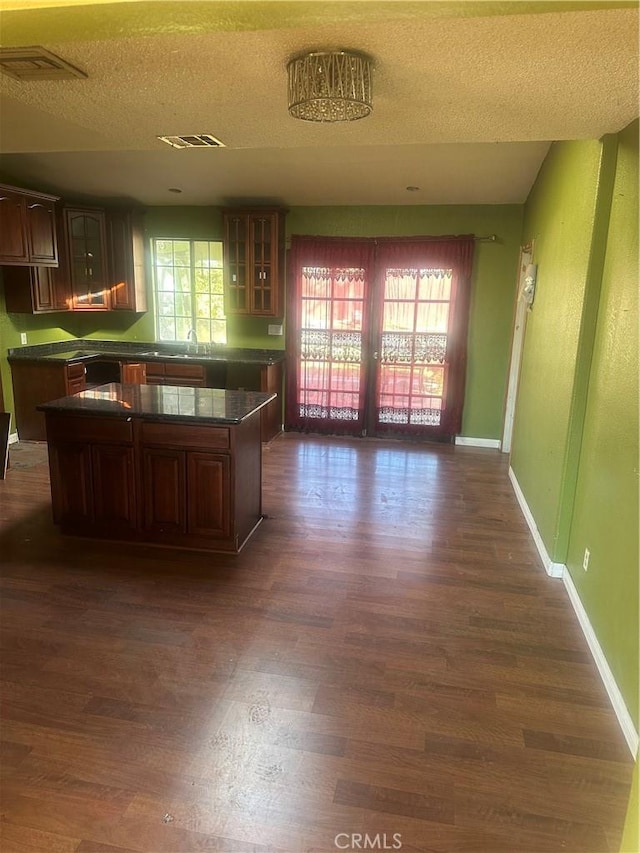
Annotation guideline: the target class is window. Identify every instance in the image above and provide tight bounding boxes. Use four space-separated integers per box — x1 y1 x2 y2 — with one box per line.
152 239 226 344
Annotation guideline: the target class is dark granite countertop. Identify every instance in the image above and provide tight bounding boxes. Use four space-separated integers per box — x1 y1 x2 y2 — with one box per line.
37 383 277 425
8 340 285 366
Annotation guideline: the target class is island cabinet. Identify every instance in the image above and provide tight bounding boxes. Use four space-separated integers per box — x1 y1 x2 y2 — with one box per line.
39 384 275 553
0 184 59 266
141 423 232 541
226 359 283 443
47 415 136 536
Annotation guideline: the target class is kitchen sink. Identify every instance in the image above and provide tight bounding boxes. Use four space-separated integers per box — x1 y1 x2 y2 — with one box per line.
139 350 195 358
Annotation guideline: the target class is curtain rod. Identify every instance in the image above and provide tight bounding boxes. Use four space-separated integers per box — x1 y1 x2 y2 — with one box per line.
477 234 497 242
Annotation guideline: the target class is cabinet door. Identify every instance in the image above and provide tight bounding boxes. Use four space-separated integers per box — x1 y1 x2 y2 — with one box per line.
31 266 56 311
65 363 87 396
48 442 93 525
223 209 284 317
187 452 231 538
121 362 147 384
66 209 110 309
107 209 147 312
249 213 278 316
92 444 137 531
142 447 187 533
26 197 58 264
2 266 61 313
0 190 28 263
223 213 249 314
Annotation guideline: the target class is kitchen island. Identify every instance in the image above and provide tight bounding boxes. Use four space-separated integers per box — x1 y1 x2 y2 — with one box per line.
9 340 285 443
38 383 276 554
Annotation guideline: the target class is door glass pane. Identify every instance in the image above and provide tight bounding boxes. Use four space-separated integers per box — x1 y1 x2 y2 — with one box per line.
377 267 452 429
298 267 366 424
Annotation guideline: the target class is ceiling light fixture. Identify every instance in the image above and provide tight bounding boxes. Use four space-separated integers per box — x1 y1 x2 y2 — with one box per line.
287 50 373 122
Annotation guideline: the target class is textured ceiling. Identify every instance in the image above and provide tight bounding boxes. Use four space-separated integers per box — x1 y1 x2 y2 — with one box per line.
0 1 637 206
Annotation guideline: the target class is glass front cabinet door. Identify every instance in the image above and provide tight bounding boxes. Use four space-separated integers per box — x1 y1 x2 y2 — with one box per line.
223 208 286 317
66 208 110 310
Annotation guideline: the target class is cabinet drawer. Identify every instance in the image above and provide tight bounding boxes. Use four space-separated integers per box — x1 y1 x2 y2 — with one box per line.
66 362 86 380
164 362 206 381
145 362 165 378
45 414 133 445
141 421 229 450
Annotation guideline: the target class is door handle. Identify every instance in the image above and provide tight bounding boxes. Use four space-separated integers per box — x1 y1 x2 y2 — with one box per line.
372 351 379 360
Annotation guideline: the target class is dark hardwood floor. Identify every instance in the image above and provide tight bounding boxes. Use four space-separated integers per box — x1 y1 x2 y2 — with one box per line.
0 435 633 852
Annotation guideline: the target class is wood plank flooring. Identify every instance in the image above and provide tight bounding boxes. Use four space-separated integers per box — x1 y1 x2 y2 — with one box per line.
0 435 633 852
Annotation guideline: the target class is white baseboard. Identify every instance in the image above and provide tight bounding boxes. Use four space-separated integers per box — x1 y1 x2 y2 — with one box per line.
508 466 638 757
508 467 565 577
8 432 18 445
563 569 639 758
455 436 502 449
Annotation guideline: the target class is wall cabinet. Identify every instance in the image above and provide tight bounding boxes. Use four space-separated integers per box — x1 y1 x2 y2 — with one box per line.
3 204 147 315
2 265 70 314
107 209 147 312
0 184 59 266
65 207 110 310
223 208 286 317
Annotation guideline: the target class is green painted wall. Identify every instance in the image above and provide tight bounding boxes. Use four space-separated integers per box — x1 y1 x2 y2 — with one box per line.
1 202 522 439
510 121 639 845
510 139 603 559
565 119 639 725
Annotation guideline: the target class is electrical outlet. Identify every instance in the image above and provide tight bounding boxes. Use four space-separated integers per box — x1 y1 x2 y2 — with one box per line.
20 332 27 345
268 324 283 336
583 548 590 571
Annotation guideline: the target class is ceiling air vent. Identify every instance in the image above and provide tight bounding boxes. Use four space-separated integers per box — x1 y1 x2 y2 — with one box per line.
157 134 226 149
0 46 87 80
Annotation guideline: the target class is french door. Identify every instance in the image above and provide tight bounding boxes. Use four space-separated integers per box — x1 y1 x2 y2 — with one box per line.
286 236 474 441
372 266 452 437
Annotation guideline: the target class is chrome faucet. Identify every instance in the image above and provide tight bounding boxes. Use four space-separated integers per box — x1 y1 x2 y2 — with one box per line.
187 328 198 352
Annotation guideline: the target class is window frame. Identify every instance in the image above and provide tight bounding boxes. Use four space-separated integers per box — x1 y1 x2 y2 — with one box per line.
151 237 226 345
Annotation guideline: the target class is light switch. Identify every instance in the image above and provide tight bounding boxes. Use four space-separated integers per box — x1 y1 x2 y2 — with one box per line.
268 324 283 336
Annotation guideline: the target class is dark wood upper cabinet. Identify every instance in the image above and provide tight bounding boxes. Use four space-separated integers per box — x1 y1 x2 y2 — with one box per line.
2 265 66 314
0 184 59 266
65 207 110 310
26 196 58 264
107 208 147 312
1 185 147 314
223 208 286 318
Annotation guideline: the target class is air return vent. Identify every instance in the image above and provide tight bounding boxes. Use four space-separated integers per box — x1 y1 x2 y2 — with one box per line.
0 46 87 80
157 134 226 149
